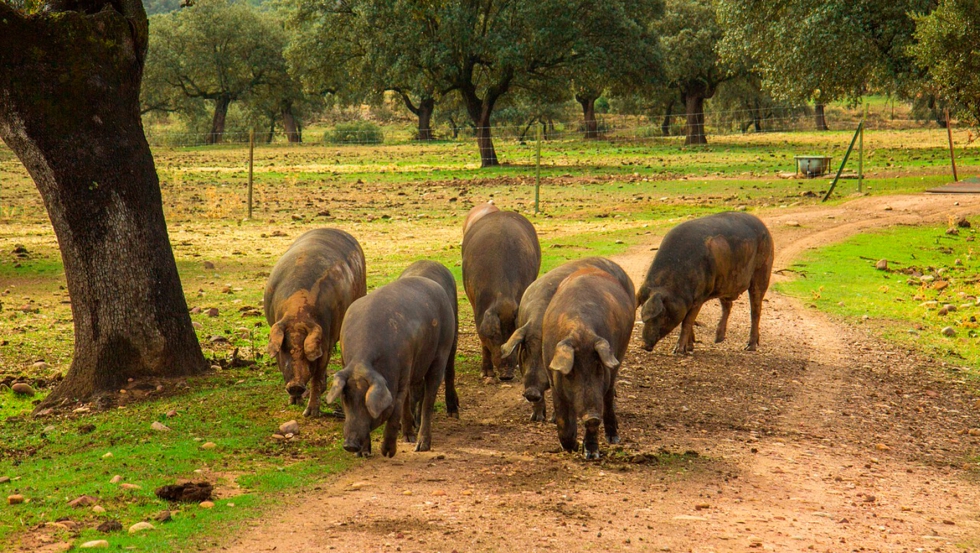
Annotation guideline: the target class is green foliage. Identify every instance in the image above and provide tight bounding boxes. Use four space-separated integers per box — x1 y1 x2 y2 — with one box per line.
911 0 980 128
778 222 980 369
718 0 934 104
323 121 384 144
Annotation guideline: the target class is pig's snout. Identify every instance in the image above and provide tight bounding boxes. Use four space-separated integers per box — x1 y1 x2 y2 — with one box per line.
286 383 307 397
343 439 362 454
641 343 654 352
524 387 543 403
582 414 602 427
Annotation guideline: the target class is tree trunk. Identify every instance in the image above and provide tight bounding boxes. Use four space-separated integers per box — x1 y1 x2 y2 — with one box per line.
462 91 499 168
0 1 206 411
207 95 231 144
661 115 672 136
281 104 302 143
814 102 829 131
417 97 435 141
684 93 707 145
578 95 599 139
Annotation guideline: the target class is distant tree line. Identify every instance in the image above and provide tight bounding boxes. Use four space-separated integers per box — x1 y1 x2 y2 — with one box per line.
136 0 978 165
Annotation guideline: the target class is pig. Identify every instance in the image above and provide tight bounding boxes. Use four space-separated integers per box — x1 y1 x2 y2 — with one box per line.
462 210 541 381
398 260 460 421
326 273 456 457
636 211 774 354
501 257 634 422
542 267 635 460
264 229 366 417
462 202 500 237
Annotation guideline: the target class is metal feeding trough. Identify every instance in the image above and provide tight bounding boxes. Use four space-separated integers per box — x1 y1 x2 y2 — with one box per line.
794 155 833 178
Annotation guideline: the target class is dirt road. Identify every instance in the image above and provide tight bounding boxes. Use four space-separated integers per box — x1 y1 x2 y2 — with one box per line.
224 194 980 553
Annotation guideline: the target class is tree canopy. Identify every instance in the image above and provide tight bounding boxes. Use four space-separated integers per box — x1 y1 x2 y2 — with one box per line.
911 0 980 127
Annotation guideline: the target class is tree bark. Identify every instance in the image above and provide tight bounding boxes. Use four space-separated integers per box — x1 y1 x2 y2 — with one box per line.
461 89 500 168
207 95 232 144
814 102 829 131
684 93 708 145
416 97 435 141
661 115 673 136
281 104 302 143
0 1 207 411
577 94 599 139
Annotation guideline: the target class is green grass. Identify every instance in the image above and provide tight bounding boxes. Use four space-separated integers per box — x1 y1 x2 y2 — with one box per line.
777 221 980 370
0 368 355 550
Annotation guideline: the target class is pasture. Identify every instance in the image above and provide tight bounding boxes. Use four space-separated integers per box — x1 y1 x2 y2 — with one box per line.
1 126 980 551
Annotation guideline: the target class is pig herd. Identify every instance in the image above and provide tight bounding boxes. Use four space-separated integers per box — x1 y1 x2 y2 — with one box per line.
263 205 774 459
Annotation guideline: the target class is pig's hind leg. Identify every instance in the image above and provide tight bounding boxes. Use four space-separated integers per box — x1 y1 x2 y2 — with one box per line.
746 269 771 351
415 360 445 452
715 299 733 343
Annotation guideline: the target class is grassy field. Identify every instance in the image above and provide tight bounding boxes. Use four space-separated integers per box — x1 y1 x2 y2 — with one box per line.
777 221 980 369
1 123 979 550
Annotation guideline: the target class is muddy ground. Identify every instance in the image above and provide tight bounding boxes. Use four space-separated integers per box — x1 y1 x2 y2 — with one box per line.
213 195 980 553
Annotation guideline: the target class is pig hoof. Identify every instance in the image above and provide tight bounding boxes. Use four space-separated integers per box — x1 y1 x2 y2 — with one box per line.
498 372 515 382
404 434 417 444
714 335 726 344
584 450 601 460
530 411 546 423
303 407 323 418
414 441 431 452
745 343 758 351
329 409 345 420
447 411 459 419
607 435 621 445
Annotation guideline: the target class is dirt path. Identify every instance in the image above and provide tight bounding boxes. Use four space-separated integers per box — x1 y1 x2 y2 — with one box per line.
224 194 980 553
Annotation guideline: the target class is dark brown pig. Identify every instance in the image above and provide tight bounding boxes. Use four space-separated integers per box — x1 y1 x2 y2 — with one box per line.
264 229 366 417
462 210 541 381
326 274 456 457
462 202 500 237
636 211 773 354
542 267 635 460
399 260 460 420
501 257 633 422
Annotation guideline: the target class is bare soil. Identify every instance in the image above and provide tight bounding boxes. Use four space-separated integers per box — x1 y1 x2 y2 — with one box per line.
223 194 980 553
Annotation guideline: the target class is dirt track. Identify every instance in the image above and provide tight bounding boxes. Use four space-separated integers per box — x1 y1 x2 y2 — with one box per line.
223 194 980 553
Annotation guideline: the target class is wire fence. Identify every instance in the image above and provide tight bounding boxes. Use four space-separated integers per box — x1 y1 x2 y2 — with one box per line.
142 105 959 148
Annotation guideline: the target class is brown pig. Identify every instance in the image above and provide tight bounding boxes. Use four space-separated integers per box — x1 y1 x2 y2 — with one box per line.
543 267 635 460
501 257 634 422
399 260 460 421
327 273 456 457
636 211 773 354
462 210 541 381
462 202 500 237
264 229 366 416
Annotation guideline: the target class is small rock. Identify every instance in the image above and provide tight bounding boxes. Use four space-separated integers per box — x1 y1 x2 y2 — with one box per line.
120 483 141 490
151 421 171 432
192 322 203 330
875 259 888 271
128 521 155 534
785 221 801 227
432 490 447 497
7 494 24 505
200 442 216 450
190 306 202 314
10 383 34 396
109 475 123 483
79 540 110 549
946 227 959 236
864 495 876 503
203 261 216 270
209 335 229 344
402 490 413 496
166 409 178 418
957 217 971 228
921 300 939 308
32 361 50 370
155 481 213 503
920 275 935 283
0 476 8 484
271 434 285 441
68 495 98 508
694 503 710 510
279 420 300 435
102 452 113 459
206 308 219 318
942 326 956 337
221 285 232 294
199 501 215 508
967 428 980 436
875 443 891 451
97 520 121 533
884 205 893 211
92 505 106 514
349 481 369 490
155 510 172 523
955 258 963 266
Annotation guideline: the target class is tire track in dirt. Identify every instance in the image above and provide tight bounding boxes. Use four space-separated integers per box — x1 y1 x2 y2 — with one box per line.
222 194 980 553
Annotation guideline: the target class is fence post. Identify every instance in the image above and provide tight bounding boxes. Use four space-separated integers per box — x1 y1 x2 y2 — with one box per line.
945 109 958 182
247 129 254 220
535 122 542 214
858 104 866 193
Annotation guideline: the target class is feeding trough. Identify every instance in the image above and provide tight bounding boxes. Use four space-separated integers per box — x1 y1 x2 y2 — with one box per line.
794 155 832 178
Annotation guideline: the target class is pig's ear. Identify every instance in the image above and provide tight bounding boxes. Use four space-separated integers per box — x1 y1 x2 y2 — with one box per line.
325 369 348 404
365 372 393 419
268 323 285 357
304 324 324 362
500 323 529 358
594 338 620 370
642 293 665 319
549 340 575 375
479 310 501 339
